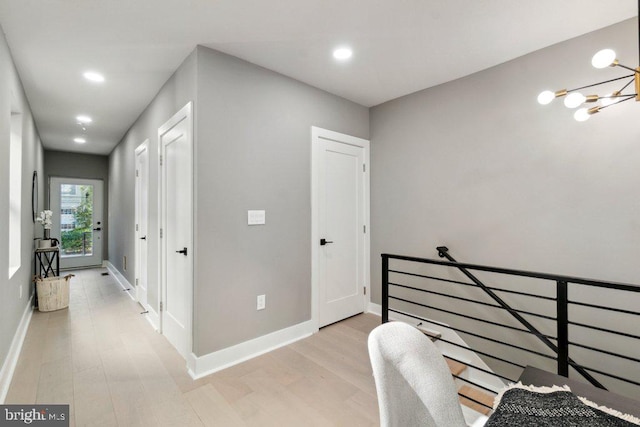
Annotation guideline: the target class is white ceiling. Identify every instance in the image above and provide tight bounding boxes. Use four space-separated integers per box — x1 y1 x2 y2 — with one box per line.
0 0 636 155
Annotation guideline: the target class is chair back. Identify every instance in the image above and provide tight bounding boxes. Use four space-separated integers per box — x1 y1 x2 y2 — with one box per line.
368 322 467 427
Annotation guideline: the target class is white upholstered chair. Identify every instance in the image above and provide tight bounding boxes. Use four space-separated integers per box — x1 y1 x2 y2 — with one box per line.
368 321 467 427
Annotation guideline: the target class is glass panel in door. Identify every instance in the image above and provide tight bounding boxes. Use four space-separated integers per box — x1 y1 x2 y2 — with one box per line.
60 184 94 257
50 177 103 269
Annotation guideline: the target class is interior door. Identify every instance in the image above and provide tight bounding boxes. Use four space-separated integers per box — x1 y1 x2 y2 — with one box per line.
159 103 193 358
313 128 369 328
50 177 103 269
135 141 149 308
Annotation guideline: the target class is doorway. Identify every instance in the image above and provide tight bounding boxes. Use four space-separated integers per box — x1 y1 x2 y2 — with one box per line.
159 102 194 359
311 127 370 329
50 177 104 269
135 141 149 309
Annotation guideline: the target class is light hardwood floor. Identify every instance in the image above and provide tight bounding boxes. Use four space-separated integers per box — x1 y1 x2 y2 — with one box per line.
6 269 380 426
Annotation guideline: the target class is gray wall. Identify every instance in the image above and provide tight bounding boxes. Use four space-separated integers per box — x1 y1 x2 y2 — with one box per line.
44 150 110 259
370 19 640 392
109 50 197 314
193 46 369 355
108 45 369 357
0 25 44 387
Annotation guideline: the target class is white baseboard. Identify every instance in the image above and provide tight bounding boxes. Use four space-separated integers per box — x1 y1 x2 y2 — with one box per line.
104 261 158 330
105 261 135 301
367 302 382 316
0 296 34 403
188 320 315 379
144 306 160 331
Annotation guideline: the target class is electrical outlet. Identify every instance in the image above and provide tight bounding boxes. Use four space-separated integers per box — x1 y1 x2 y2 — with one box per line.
123 256 127 271
19 284 22 299
257 294 266 310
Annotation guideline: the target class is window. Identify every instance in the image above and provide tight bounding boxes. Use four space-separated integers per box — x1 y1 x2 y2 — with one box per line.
8 110 22 278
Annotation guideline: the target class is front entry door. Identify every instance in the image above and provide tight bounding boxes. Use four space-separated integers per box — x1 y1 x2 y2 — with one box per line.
159 103 193 359
313 127 369 328
50 177 104 269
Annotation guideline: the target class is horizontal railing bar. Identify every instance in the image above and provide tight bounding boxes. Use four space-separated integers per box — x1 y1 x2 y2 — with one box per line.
569 342 640 364
383 253 640 292
486 287 556 301
446 354 516 383
453 374 499 395
390 282 502 309
428 317 557 360
389 269 557 301
578 365 640 388
568 300 640 317
456 391 494 410
388 269 472 286
389 296 556 338
568 321 640 340
390 282 557 321
389 309 527 369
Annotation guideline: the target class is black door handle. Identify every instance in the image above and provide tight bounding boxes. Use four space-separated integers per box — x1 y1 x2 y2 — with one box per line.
140 236 147 240
93 227 102 231
320 238 334 246
176 247 188 256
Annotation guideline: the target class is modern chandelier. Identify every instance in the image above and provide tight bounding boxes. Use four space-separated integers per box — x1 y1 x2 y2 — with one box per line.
537 2 640 121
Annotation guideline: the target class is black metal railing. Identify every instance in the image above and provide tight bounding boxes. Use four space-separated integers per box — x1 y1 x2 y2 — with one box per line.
381 247 640 409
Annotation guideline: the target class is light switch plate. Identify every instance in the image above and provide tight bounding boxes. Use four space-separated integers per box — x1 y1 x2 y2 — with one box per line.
257 294 266 310
248 210 266 225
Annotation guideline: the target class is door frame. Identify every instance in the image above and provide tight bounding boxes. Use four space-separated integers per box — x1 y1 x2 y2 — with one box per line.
158 102 194 359
49 176 104 269
311 126 370 332
135 140 149 309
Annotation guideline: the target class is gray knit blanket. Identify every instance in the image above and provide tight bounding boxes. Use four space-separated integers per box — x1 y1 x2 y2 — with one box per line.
485 383 640 427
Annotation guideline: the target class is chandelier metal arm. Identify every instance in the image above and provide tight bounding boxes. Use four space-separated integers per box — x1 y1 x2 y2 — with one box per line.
567 74 635 93
599 94 637 110
615 63 640 74
616 77 636 93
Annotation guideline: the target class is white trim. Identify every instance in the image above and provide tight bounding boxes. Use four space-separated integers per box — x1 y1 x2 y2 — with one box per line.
105 261 135 301
188 320 314 380
0 296 33 403
105 260 158 330
311 126 370 331
367 301 382 316
144 306 160 332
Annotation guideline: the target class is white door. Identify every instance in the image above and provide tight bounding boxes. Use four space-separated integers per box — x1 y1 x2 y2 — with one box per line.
159 103 193 358
312 127 370 328
50 177 104 269
135 141 149 308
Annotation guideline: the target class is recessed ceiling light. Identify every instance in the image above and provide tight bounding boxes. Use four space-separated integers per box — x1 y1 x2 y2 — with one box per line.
76 115 92 124
83 71 105 83
74 137 86 144
333 47 353 61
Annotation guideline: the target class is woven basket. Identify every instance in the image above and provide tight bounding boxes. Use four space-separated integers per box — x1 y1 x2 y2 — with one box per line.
36 274 73 312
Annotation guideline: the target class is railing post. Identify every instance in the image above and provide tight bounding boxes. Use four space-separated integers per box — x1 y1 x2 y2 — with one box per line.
557 280 569 377
382 254 389 323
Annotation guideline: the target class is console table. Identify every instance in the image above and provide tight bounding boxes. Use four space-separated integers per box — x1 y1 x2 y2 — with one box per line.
35 247 60 278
